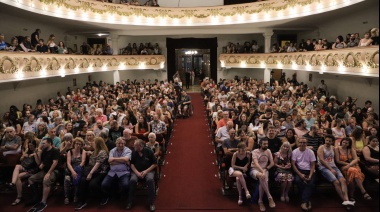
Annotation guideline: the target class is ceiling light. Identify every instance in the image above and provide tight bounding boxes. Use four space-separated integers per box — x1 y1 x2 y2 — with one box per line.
185 50 198 55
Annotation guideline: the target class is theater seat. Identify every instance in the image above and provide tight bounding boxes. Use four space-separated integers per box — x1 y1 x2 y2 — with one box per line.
0 153 21 167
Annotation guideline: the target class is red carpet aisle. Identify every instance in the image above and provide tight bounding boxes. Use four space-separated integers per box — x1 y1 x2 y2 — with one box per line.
155 93 249 211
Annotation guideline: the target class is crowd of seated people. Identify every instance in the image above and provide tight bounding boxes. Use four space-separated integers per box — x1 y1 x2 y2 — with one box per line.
201 74 378 211
271 28 379 53
121 42 161 55
0 30 114 55
222 40 262 53
221 28 378 54
0 78 186 212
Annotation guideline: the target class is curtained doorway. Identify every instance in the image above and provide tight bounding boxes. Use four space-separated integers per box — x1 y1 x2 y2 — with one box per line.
166 37 218 84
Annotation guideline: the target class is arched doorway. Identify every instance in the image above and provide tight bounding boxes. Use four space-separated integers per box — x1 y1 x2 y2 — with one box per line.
166 37 218 83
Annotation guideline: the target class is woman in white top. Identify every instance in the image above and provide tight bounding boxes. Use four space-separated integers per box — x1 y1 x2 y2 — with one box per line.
287 42 297 52
47 34 56 53
358 32 372 47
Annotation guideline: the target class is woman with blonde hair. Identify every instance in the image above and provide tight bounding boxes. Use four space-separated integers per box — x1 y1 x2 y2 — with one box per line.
369 28 379 45
75 137 109 210
274 142 293 202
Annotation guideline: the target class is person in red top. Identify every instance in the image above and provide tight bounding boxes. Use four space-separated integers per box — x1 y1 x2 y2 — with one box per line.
216 110 232 131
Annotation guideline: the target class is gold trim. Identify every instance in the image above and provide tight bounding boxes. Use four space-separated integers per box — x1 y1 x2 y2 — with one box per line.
0 56 18 74
37 0 324 20
23 57 42 72
46 57 61 71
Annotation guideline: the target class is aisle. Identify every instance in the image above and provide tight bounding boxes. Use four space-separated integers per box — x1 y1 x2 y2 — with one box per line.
155 93 247 210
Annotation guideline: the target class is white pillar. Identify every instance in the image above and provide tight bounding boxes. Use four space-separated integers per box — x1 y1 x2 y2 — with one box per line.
264 68 272 84
110 34 120 55
263 31 273 83
263 31 273 53
113 70 121 84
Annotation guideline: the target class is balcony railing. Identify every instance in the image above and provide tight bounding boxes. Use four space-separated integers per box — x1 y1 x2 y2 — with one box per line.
0 52 165 82
2 0 364 26
219 47 379 77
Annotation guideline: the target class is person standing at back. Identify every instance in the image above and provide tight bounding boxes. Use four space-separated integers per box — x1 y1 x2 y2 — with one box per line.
185 69 191 89
31 29 41 48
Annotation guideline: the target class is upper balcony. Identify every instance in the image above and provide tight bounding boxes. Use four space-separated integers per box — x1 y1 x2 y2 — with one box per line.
1 0 365 27
219 46 379 77
0 47 378 83
0 52 165 83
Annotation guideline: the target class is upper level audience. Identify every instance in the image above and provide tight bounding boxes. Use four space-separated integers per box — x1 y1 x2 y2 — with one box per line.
222 28 379 54
121 42 161 55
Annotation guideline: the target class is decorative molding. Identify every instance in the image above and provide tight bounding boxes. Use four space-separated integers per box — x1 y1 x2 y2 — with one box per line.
219 47 379 77
0 53 165 83
1 0 364 26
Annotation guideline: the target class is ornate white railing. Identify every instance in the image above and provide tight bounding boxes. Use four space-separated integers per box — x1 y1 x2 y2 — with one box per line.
219 47 379 77
1 0 364 26
0 52 166 82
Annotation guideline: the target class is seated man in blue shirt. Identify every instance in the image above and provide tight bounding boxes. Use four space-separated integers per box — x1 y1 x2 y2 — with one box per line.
0 34 9 50
100 137 132 206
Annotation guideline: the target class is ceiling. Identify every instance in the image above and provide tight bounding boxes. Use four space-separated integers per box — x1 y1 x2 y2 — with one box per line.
0 0 377 36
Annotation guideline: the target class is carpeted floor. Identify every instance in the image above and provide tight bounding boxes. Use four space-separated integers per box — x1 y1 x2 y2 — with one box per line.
0 93 378 212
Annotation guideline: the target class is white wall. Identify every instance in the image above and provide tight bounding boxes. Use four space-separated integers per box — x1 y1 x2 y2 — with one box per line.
297 3 379 42
218 68 264 82
158 0 223 7
0 72 111 114
0 9 86 51
118 69 167 82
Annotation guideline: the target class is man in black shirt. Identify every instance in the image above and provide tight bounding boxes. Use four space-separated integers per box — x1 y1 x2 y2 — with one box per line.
100 131 115 151
31 28 41 47
126 139 157 212
27 137 60 211
266 126 282 153
71 113 86 137
35 39 49 53
108 120 124 143
303 39 315 52
80 42 91 55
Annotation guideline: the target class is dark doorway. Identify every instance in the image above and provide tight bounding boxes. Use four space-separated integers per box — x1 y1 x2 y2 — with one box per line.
87 38 107 50
166 37 218 83
175 49 210 86
277 34 297 48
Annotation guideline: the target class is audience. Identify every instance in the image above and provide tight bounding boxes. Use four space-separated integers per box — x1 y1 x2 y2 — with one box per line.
221 28 378 54
0 47 378 212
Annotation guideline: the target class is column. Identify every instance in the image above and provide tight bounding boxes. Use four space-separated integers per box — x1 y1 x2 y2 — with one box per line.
263 31 273 83
263 68 271 84
113 70 121 85
110 33 120 55
263 30 273 53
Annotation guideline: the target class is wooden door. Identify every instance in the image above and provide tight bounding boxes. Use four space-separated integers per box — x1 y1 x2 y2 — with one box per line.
272 69 282 81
